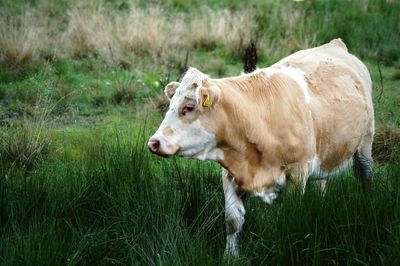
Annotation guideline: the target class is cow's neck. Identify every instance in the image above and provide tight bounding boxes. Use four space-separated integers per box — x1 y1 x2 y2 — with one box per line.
214 80 284 193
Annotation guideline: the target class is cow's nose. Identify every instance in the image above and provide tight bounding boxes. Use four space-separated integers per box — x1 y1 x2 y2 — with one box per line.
148 138 160 153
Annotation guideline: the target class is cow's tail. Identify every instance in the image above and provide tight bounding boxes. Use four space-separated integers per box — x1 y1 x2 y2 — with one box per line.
353 150 373 190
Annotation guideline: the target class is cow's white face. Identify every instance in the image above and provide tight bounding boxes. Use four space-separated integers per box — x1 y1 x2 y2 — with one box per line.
148 68 224 161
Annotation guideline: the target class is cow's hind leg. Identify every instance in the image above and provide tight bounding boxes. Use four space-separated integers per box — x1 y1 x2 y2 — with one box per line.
222 168 245 257
353 132 373 190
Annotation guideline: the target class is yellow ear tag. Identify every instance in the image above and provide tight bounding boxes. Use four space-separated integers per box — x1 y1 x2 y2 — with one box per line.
202 94 211 107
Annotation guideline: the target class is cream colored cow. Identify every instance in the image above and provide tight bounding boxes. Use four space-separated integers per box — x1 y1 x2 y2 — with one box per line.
148 39 374 256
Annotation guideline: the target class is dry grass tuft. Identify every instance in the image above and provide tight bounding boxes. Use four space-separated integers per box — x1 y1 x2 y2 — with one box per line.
0 106 52 170
112 72 138 104
62 4 116 60
119 6 167 56
189 9 256 58
372 125 400 164
0 9 48 65
0 3 259 65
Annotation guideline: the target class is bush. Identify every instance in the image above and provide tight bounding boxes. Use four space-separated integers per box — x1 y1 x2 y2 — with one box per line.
373 125 400 164
111 72 137 104
0 112 52 170
0 8 47 66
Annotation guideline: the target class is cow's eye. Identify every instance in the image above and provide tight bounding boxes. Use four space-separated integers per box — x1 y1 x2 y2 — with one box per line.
182 105 194 116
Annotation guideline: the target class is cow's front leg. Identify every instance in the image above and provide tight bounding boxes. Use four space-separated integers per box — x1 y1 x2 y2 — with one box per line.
222 168 245 257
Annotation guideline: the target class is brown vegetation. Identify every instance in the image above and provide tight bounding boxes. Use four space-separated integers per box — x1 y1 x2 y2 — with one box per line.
0 3 259 66
0 9 48 65
1 106 52 170
373 125 400 164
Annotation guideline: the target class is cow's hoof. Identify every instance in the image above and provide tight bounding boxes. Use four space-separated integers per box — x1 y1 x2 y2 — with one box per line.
224 249 239 257
263 192 277 205
255 189 277 205
223 249 240 264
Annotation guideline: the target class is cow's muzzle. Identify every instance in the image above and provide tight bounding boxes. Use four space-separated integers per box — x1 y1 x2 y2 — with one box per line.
148 138 161 154
148 135 180 156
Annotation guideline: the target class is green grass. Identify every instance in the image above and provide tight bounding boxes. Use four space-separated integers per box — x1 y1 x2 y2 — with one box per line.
0 119 399 265
1 0 400 265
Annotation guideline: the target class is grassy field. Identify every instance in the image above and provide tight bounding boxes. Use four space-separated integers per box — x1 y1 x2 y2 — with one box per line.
1 0 400 265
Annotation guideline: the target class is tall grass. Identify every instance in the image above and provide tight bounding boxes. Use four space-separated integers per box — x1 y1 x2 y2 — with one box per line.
0 121 399 265
0 2 257 66
62 4 116 60
0 0 399 66
0 8 47 65
0 102 52 170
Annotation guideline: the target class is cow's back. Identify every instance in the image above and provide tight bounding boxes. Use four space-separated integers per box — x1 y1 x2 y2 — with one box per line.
273 39 372 95
273 39 374 173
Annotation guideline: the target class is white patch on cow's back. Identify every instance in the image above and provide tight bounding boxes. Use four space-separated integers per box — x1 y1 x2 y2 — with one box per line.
261 66 310 104
261 68 280 79
279 67 310 103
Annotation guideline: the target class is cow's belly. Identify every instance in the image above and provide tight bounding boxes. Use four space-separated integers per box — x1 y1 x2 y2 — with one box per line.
317 123 363 173
309 83 370 173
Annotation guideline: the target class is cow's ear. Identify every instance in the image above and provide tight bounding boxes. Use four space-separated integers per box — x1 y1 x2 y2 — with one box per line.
196 85 221 112
164 82 180 100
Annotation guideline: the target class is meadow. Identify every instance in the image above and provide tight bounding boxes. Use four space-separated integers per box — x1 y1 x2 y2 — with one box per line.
1 0 400 265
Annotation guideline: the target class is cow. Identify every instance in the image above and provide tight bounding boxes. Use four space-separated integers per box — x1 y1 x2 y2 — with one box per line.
148 39 374 256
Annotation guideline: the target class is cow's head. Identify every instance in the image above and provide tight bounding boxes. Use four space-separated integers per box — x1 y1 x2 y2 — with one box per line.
148 67 224 161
